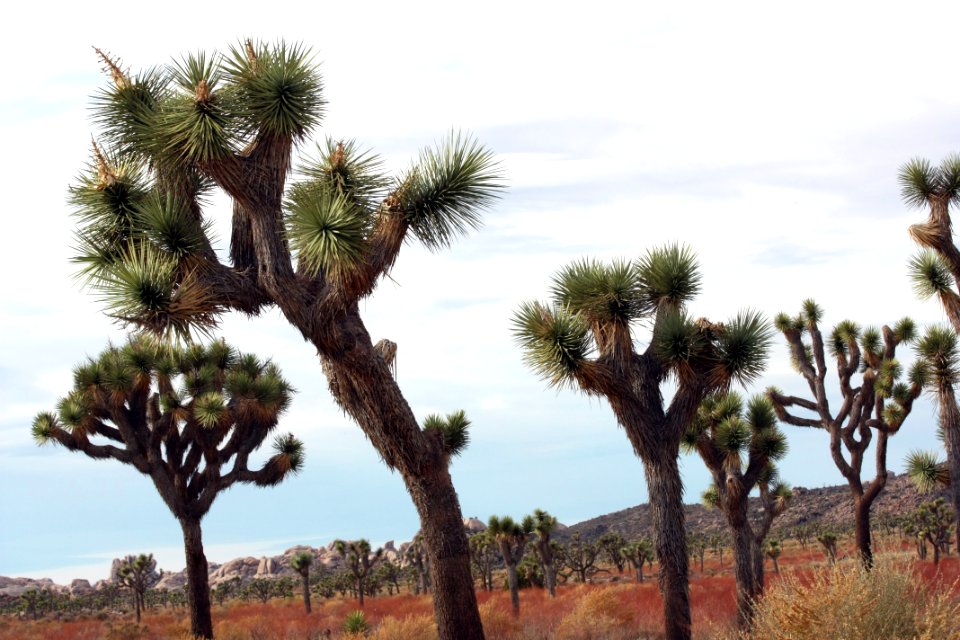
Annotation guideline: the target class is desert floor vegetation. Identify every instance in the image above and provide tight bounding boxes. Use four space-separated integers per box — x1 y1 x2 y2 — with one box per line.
5 544 960 640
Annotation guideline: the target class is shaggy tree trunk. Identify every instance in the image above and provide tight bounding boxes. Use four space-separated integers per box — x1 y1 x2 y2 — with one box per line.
543 556 557 597
301 573 311 614
854 496 874 567
751 541 765 593
407 465 485 639
731 522 757 630
940 388 960 536
319 313 484 640
505 562 520 613
180 518 213 640
645 455 691 640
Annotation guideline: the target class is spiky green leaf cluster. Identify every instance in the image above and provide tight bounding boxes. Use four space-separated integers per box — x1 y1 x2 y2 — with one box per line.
637 244 701 309
715 310 773 386
422 409 471 459
905 449 950 493
915 325 960 390
899 155 960 208
909 251 954 300
400 131 503 250
512 302 591 388
286 189 368 277
551 258 646 324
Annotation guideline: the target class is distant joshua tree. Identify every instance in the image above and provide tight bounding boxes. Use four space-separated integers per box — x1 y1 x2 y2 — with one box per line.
117 553 161 623
765 540 782 574
597 532 628 575
487 515 532 614
524 509 560 596
335 539 383 607
557 532 600 584
768 301 921 566
291 552 314 614
817 532 838 564
468 531 497 592
684 391 791 628
32 337 303 639
513 245 771 640
622 539 655 583
905 498 954 566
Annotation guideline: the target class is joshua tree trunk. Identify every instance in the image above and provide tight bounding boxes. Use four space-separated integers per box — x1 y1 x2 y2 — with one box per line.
180 518 213 640
358 575 365 607
645 455 691 640
301 573 311 614
854 496 875 567
505 562 520 613
636 564 644 583
319 313 483 640
133 591 142 623
731 521 757 629
406 465 485 639
940 389 960 536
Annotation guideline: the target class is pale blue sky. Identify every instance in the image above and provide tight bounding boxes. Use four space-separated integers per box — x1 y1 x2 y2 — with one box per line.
2 1 959 582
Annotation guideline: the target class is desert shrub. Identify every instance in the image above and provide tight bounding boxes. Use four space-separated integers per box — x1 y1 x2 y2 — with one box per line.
554 586 636 640
370 614 437 640
478 599 521 638
747 557 960 639
102 622 150 640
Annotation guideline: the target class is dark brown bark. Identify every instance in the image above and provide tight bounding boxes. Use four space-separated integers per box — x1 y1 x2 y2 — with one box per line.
180 518 213 640
645 455 691 640
731 522 757 629
405 465 485 640
940 388 960 538
301 572 311 614
854 497 874 567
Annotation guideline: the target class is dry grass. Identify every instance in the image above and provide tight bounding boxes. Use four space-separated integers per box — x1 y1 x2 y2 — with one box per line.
747 555 960 640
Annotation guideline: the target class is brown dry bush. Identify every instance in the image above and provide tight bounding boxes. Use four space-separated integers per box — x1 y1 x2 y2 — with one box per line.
553 585 636 640
369 614 438 640
747 556 960 640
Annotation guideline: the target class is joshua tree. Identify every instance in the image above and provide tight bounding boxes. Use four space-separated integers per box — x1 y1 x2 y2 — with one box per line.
404 533 431 595
684 392 790 628
487 515 532 614
76 41 501 640
765 540 782 574
513 245 771 640
817 532 838 564
291 551 313 614
900 154 960 543
687 531 709 574
557 532 599 584
335 539 383 607
905 326 960 532
523 509 560 596
908 498 954 566
468 531 496 592
31 337 303 638
768 301 922 566
597 532 627 575
622 539 654 583
116 553 161 623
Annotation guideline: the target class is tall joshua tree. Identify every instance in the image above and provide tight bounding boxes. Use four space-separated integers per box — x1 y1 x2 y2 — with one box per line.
117 553 161 624
487 515 532 614
683 392 790 628
523 509 559 596
768 301 922 566
75 41 501 640
468 531 496 592
900 156 960 536
904 326 960 532
31 337 304 639
622 539 654 583
290 551 313 614
513 245 771 640
335 539 383 607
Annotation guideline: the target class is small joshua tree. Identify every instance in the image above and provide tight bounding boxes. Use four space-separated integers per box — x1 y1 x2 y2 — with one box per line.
335 539 383 607
32 337 303 639
768 301 921 566
468 531 496 592
684 391 790 628
404 533 431 595
622 539 655 583
487 515 532 614
765 540 782 574
291 551 313 614
116 553 161 623
513 245 771 640
817 532 838 564
523 509 560 596
597 532 627 575
557 532 599 584
907 498 954 566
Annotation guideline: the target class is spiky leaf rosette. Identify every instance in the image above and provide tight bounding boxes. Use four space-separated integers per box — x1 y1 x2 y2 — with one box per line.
422 410 471 459
636 243 701 309
905 450 950 492
297 138 391 210
223 40 325 141
916 325 960 391
899 155 960 209
512 301 592 388
712 310 772 387
399 131 504 250
286 188 368 278
31 336 303 518
550 258 646 324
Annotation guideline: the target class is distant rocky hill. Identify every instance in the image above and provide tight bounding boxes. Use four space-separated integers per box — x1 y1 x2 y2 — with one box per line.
2 476 946 597
563 472 948 542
